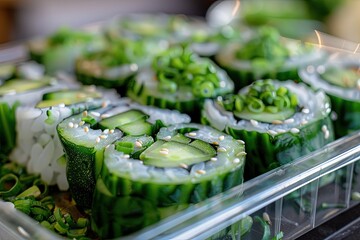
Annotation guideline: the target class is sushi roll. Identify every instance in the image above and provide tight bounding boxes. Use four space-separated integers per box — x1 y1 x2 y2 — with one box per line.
299 55 360 138
0 69 62 156
28 27 104 74
126 45 234 119
202 79 334 179
215 26 325 91
57 100 191 207
91 123 246 238
9 86 117 190
75 38 168 91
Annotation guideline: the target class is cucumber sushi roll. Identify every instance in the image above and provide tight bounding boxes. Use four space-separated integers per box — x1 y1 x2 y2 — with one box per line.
9 87 116 190
126 45 234 119
28 27 104 74
57 101 191 207
202 79 334 179
0 75 62 156
75 38 168 91
215 26 325 91
299 56 360 138
91 123 246 238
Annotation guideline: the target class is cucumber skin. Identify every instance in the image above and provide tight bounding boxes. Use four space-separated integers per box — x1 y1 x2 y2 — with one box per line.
329 94 360 138
219 64 299 92
0 102 19 156
226 116 334 180
93 165 244 238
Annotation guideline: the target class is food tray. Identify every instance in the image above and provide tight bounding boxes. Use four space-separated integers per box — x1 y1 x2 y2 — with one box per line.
1 39 360 240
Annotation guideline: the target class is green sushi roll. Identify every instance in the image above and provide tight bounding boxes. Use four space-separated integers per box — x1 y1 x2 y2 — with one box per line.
10 86 116 190
75 38 167 91
215 26 325 91
126 45 234 119
91 123 246 238
202 79 334 179
28 27 104 74
57 100 191 208
299 56 360 138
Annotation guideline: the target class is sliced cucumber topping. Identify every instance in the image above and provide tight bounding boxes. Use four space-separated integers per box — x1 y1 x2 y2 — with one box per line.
36 89 102 108
140 139 216 168
321 66 360 88
0 78 51 96
115 135 154 158
99 110 148 130
234 108 295 123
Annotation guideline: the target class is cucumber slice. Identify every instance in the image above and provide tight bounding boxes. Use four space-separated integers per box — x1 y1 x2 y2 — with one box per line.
234 108 295 123
57 102 190 208
299 58 360 138
93 123 245 238
0 78 51 96
202 80 334 179
140 139 216 167
115 135 154 158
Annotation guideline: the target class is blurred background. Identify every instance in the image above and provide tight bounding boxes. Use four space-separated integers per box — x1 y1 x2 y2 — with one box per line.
1 0 359 45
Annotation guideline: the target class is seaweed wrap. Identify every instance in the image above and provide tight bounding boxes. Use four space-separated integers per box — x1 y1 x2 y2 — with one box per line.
202 79 334 179
299 55 360 138
91 123 246 238
28 27 104 74
75 38 167 91
57 100 191 207
9 86 117 190
126 45 234 119
215 26 325 91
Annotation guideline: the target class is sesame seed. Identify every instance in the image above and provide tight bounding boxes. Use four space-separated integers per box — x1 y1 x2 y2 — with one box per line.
58 103 65 108
96 137 101 143
160 148 169 152
268 130 277 135
218 147 227 152
272 120 283 125
290 128 300 134
68 122 74 128
324 130 330 139
302 108 310 114
284 118 294 124
160 150 169 155
84 126 89 133
250 119 258 127
79 121 85 126
101 114 110 119
301 120 308 125
123 154 130 159
164 135 172 141
236 152 247 157
233 158 240 164
103 129 109 134
306 65 315 73
179 163 188 169
83 111 88 117
105 145 110 149
73 123 79 129
135 141 143 148
102 101 108 108
263 212 271 225
188 132 197 137
109 129 114 134
100 135 107 139
218 135 225 141
196 170 206 175
212 141 219 145
236 140 245 144
277 129 286 134
321 125 327 132
90 111 100 117
210 157 218 161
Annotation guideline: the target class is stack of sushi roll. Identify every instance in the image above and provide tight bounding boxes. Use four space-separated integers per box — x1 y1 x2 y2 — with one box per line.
202 79 334 179
299 54 360 138
126 45 234 119
215 26 326 91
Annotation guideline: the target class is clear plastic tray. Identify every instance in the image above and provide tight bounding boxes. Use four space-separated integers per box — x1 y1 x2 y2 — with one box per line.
1 45 360 240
